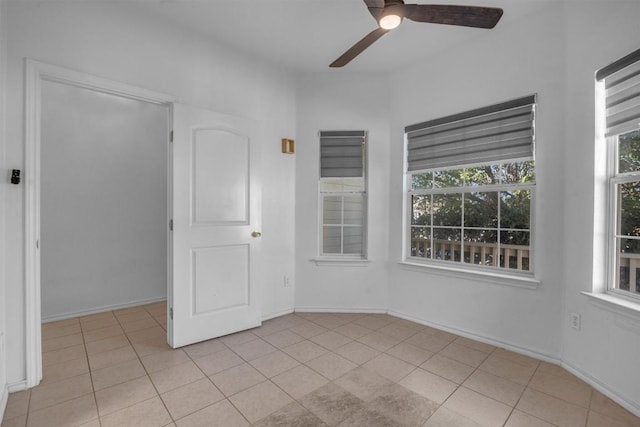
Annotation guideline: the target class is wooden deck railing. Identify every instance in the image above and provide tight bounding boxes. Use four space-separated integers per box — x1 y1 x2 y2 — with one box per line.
410 239 530 271
408 240 639 292
618 252 640 294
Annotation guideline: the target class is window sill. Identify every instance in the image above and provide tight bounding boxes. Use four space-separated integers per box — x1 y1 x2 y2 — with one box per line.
581 291 640 318
397 260 540 289
312 258 371 267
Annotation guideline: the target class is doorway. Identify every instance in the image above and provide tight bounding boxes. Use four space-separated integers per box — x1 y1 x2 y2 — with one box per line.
24 60 176 387
24 61 263 388
40 79 170 321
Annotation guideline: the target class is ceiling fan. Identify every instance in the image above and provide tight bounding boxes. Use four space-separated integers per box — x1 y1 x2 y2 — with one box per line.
330 0 503 67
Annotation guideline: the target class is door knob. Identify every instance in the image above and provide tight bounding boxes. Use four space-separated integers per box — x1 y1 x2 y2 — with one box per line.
251 231 262 238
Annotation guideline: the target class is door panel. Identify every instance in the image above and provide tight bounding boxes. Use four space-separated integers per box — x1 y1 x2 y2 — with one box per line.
193 128 249 224
170 103 261 348
192 244 249 314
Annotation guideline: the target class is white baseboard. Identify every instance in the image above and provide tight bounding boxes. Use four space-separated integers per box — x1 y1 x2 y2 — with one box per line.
7 380 27 393
294 306 387 314
562 360 640 417
262 308 294 321
387 309 561 364
41 297 167 323
388 309 640 417
292 306 559 362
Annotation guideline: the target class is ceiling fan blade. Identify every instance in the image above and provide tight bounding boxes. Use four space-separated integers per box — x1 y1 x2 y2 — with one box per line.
330 27 389 68
367 6 384 21
363 0 384 21
403 5 503 29
362 0 384 7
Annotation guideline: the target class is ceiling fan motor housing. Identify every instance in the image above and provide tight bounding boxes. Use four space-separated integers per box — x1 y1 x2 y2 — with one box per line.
383 0 406 17
330 0 503 67
379 1 406 29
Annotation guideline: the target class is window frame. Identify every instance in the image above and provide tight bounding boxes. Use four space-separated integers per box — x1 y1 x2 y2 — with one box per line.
403 159 536 277
606 130 640 302
595 46 640 304
317 131 368 260
401 95 538 279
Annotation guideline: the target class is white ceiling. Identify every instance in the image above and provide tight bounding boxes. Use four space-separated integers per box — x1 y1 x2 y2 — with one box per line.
130 0 550 73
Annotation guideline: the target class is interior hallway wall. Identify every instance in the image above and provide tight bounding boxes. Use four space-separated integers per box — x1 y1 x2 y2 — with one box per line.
40 80 168 320
0 0 9 417
3 1 297 386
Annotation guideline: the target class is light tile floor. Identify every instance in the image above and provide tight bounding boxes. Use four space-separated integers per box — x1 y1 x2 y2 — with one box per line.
3 303 640 426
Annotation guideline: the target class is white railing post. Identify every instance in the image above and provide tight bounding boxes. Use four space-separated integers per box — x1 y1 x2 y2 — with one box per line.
630 258 637 293
410 239 530 271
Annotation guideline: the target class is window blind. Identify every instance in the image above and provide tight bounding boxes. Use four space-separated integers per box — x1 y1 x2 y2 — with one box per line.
596 47 640 137
405 95 536 172
320 130 365 178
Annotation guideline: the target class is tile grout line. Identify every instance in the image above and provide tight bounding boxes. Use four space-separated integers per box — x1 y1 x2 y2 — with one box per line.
273 316 425 425
584 386 595 426
141 304 176 424
132 305 175 425
183 314 379 425
29 319 95 419
522 363 596 423
170 317 254 426
80 312 103 427
249 319 349 425
198 344 271 426
213 349 280 425
335 316 441 426
501 358 555 427
47 309 344 421
24 377 33 427
98 309 141 421
432 345 503 425
98 305 171 424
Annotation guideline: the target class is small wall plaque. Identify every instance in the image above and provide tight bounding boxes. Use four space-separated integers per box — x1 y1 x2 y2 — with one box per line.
281 138 295 154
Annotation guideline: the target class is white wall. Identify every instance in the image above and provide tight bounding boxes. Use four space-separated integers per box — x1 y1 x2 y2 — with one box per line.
561 0 640 413
3 1 296 385
387 1 566 360
385 0 640 414
295 72 390 311
40 81 168 320
255 67 297 320
0 0 8 420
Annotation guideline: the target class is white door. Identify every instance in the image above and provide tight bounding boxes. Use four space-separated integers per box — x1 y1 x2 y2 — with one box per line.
170 103 262 348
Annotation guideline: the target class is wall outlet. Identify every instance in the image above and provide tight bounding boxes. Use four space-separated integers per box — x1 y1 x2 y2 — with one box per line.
283 276 290 287
570 312 581 331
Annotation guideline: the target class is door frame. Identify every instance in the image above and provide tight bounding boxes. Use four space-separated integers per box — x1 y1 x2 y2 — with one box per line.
24 59 176 387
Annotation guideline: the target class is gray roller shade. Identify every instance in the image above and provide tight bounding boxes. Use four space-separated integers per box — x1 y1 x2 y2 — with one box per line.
597 48 640 137
405 95 536 172
320 130 365 178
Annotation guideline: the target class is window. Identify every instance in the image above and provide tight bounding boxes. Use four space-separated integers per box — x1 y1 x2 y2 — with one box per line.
404 95 536 274
597 48 640 300
319 130 367 258
611 130 640 297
